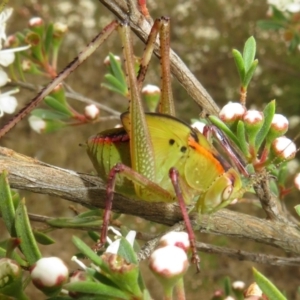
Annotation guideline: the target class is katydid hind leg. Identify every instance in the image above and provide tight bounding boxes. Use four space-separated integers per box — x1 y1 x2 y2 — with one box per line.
169 167 201 273
96 162 176 250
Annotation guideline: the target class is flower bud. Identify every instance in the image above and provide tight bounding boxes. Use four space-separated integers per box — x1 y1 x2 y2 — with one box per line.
244 282 263 298
158 232 190 252
53 22 68 35
104 55 121 66
232 280 246 291
28 17 44 39
142 84 160 112
266 114 289 143
28 115 46 133
219 102 246 126
271 136 297 161
243 110 264 138
30 257 68 295
29 17 43 27
149 246 188 289
0 258 21 287
211 289 223 300
84 104 100 120
0 258 23 298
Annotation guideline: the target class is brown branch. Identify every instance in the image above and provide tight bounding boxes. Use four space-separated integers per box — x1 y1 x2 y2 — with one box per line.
1 146 300 262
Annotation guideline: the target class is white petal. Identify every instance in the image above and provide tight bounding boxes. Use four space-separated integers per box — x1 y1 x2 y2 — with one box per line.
0 95 17 113
28 115 46 133
0 69 8 86
0 51 15 66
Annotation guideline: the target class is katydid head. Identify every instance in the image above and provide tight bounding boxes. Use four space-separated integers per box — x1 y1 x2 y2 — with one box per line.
195 168 243 214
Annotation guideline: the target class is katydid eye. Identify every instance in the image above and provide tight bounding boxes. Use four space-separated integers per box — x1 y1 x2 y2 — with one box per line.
222 185 233 201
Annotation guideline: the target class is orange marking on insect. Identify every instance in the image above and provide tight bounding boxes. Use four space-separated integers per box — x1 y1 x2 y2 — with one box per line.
188 136 225 174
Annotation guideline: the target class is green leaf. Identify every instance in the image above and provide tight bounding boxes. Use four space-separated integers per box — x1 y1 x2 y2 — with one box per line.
295 204 300 217
208 115 240 148
117 237 138 264
87 231 100 242
103 74 128 96
72 236 109 272
47 216 101 228
223 276 231 296
243 36 256 72
256 20 285 30
253 268 287 300
236 121 250 157
0 171 16 236
108 53 127 88
15 199 42 265
44 24 54 54
243 59 258 88
0 246 28 267
33 231 55 245
64 281 130 299
44 96 73 116
255 100 276 150
31 108 70 120
232 49 245 82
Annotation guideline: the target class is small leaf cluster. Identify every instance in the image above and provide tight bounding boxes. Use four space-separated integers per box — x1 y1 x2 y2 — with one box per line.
10 18 101 133
258 5 300 52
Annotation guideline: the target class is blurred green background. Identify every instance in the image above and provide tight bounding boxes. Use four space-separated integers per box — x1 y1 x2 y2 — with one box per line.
1 0 300 298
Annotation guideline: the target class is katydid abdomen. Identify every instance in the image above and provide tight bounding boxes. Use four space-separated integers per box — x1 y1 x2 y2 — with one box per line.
86 112 242 213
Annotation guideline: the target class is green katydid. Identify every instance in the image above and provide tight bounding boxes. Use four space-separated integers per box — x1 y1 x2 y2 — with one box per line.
86 18 245 270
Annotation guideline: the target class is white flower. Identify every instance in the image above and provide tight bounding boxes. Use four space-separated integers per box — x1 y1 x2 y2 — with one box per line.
0 45 31 67
0 68 8 86
0 8 13 50
268 0 300 12
0 89 18 117
106 227 136 254
28 115 46 133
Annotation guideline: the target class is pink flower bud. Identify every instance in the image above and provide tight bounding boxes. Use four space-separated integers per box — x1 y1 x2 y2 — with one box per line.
149 246 189 279
84 104 100 120
141 84 160 95
29 17 43 27
243 110 263 125
142 84 161 112
271 136 297 160
232 280 246 291
271 114 289 133
158 232 190 252
219 102 246 123
30 257 68 291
